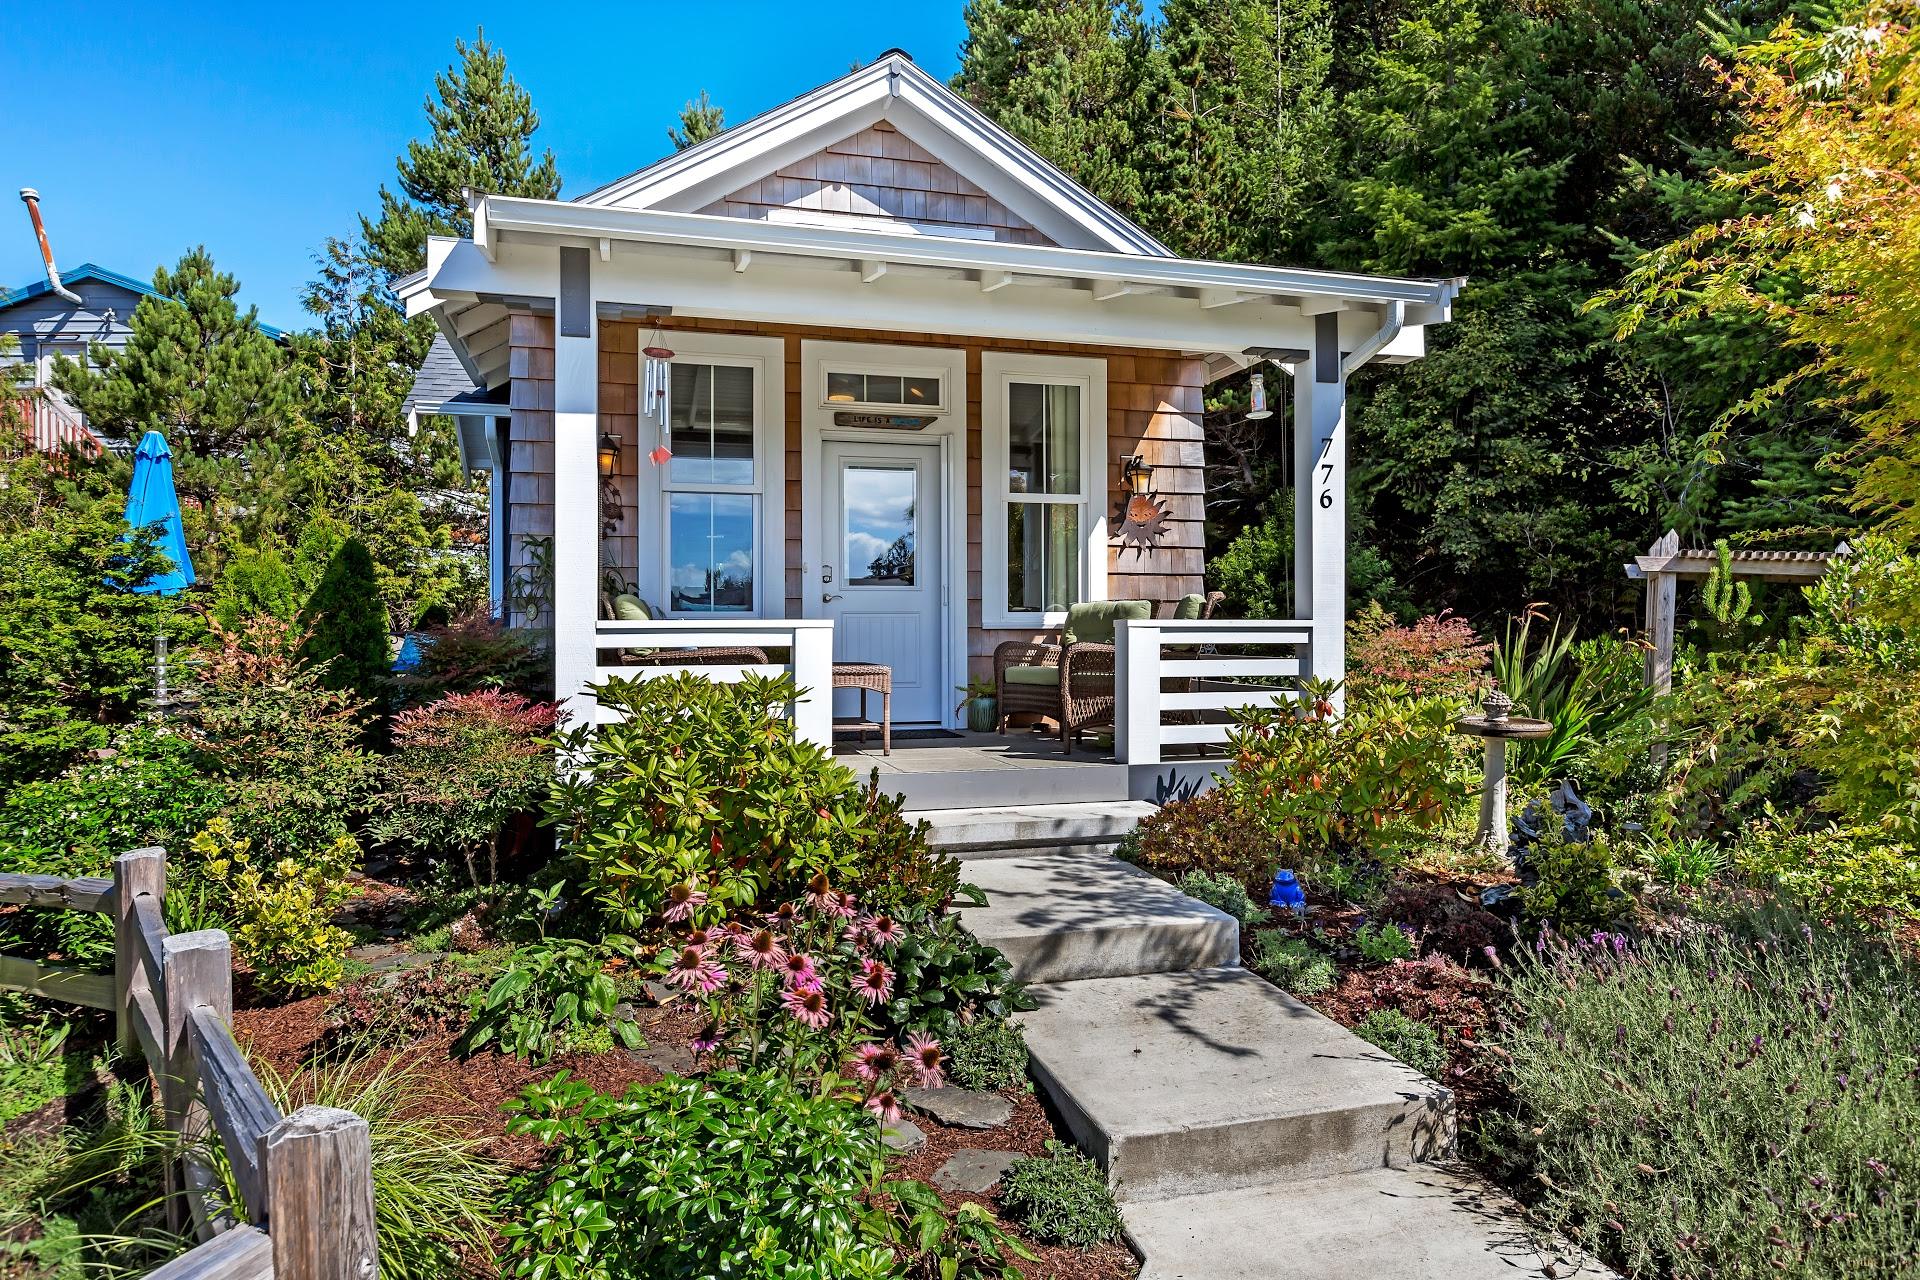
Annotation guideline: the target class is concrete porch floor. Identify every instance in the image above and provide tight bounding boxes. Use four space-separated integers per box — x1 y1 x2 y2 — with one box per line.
834 728 1119 774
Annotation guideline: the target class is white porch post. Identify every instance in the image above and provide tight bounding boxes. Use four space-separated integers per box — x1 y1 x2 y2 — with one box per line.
551 247 600 728
1293 313 1348 712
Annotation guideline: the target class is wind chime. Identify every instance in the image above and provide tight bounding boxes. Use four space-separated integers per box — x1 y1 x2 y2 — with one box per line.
641 327 676 464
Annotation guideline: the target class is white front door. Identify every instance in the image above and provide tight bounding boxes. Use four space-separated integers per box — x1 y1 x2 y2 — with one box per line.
820 439 945 725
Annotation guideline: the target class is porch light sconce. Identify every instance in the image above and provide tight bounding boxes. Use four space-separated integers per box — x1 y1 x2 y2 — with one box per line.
597 433 621 479
1247 371 1273 421
1114 454 1171 556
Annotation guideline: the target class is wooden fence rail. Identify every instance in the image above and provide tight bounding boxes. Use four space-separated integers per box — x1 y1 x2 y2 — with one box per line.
0 849 378 1280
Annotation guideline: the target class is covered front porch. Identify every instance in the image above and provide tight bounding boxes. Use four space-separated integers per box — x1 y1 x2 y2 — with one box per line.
397 53 1459 797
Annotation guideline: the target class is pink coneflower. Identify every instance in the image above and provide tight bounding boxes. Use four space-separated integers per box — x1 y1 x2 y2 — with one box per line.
734 927 788 970
662 882 706 923
850 1041 901 1082
852 958 894 1005
782 984 831 1029
905 1032 945 1088
665 945 728 995
864 1089 903 1124
805 873 834 911
690 1022 722 1055
766 901 799 930
684 926 717 954
828 890 860 920
781 951 820 991
860 914 903 948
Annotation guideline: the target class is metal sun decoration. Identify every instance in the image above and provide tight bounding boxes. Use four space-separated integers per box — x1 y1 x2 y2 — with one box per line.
641 326 675 464
1113 454 1172 556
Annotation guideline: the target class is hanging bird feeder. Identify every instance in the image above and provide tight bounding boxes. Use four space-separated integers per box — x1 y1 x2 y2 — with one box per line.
641 327 675 465
1247 370 1273 421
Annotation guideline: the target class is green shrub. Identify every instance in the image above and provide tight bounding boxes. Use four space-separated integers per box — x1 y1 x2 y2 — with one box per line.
943 1017 1029 1091
1732 823 1920 925
0 500 194 790
1521 826 1625 934
195 818 356 998
370 691 558 887
999 1140 1124 1247
212 538 305 631
1176 868 1265 924
186 617 373 857
1353 1008 1445 1077
1223 678 1469 861
0 997 91 1127
1491 613 1656 788
1490 915 1920 1279
547 673 957 931
1644 835 1727 889
504 1070 900 1280
1352 920 1416 964
457 937 641 1063
262 1054 504 1280
1250 932 1337 995
871 901 1033 1040
1115 788 1277 895
298 536 391 710
388 608 550 705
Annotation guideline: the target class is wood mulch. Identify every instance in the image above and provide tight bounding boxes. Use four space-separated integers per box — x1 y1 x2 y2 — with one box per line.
231 988 1138 1278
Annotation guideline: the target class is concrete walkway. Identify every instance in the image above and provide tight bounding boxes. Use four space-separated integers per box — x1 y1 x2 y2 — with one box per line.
942 803 1608 1280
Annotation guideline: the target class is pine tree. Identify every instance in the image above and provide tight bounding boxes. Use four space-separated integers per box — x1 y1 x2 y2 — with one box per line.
299 536 390 709
669 91 726 150
53 247 289 514
955 0 1155 222
361 29 561 282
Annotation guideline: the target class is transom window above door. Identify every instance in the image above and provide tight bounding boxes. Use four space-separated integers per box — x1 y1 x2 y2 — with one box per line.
821 365 948 414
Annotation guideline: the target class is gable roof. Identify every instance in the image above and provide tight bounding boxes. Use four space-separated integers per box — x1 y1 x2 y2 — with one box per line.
576 52 1170 257
1 262 287 340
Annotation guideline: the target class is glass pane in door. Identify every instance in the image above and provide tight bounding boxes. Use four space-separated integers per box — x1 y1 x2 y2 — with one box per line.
843 464 917 587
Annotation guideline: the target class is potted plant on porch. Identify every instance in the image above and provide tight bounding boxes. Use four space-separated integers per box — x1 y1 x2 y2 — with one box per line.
956 678 997 734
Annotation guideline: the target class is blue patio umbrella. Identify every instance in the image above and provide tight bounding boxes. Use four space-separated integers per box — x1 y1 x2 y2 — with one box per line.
122 429 196 595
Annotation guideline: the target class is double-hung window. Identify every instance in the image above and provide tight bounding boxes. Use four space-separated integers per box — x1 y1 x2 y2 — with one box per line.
652 337 783 616
981 353 1106 628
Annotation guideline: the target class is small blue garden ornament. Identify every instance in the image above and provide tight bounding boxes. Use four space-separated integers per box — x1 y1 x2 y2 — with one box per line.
1268 869 1306 916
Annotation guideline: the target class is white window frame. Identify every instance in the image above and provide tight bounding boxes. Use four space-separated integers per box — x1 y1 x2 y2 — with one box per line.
640 333 786 619
980 352 1107 629
815 357 953 416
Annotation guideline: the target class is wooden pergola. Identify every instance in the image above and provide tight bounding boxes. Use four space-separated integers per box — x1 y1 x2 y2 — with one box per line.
1625 529 1847 697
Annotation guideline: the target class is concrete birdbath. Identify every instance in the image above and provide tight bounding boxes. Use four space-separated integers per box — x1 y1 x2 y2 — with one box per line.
1454 688 1552 855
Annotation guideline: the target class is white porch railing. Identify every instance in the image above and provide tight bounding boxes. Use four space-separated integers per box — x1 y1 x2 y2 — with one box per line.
592 618 836 747
1115 618 1315 765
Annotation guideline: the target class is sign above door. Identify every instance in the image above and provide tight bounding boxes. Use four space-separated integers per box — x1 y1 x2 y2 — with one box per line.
832 411 938 431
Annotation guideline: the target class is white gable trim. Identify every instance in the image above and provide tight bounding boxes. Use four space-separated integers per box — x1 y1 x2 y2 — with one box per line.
576 54 1170 257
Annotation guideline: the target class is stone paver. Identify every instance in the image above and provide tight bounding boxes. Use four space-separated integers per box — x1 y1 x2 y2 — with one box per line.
933 1149 1022 1193
904 1085 1013 1130
882 1119 928 1154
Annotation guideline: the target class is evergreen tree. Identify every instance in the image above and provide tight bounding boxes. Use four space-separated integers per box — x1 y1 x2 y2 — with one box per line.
53 247 290 517
361 30 561 282
668 91 726 150
955 0 1155 222
299 537 391 709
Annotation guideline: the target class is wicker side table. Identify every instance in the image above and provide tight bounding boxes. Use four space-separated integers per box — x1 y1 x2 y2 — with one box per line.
832 662 892 755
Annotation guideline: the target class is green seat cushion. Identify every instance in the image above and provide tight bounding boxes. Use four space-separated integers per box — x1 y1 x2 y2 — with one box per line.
1063 600 1151 646
1003 664 1061 687
1173 593 1207 621
612 593 652 621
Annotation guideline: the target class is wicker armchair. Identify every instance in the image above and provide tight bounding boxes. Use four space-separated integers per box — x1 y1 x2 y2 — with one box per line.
993 593 1223 754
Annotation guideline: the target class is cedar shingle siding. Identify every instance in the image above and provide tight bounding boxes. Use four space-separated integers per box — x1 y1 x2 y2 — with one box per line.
506 312 1206 666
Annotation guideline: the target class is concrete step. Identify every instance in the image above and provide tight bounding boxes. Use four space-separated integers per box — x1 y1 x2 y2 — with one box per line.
1021 966 1455 1202
922 801 1154 856
1127 1165 1611 1280
957 853 1237 985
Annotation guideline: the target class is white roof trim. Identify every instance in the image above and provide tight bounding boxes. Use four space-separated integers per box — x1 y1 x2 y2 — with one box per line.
472 196 1463 309
573 54 1170 257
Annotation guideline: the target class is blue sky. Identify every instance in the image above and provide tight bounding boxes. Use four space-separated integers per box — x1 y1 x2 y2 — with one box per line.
0 2 978 330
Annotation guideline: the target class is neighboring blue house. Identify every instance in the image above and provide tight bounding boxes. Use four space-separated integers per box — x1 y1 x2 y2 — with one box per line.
1 262 286 454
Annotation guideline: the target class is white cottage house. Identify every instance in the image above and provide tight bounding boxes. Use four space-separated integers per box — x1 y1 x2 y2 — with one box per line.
400 51 1460 808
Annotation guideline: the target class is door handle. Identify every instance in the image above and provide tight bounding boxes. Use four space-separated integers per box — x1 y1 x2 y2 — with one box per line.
823 592 843 604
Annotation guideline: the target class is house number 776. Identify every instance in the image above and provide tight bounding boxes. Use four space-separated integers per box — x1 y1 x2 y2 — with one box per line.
1317 450 1335 508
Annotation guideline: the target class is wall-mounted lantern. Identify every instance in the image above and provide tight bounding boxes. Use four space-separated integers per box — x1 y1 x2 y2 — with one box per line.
597 432 621 479
1120 453 1155 496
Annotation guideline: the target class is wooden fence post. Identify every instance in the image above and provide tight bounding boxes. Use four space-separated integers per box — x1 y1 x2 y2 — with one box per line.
264 1106 379 1280
162 930 232 1239
113 847 165 1058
